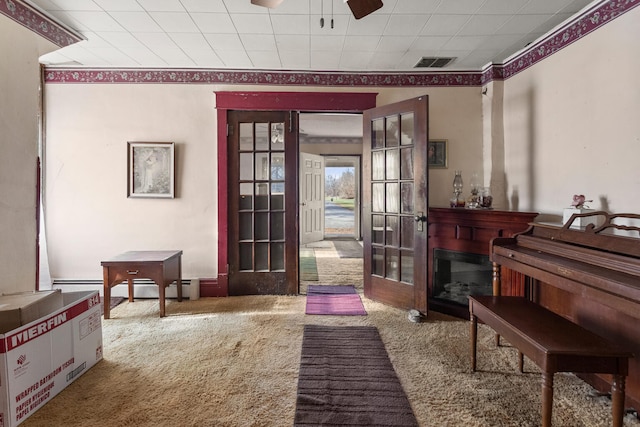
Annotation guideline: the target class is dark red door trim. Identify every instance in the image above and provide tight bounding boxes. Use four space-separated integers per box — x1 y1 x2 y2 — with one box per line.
213 91 377 297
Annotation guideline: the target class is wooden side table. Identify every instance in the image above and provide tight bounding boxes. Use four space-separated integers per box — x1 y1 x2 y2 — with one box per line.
101 250 183 318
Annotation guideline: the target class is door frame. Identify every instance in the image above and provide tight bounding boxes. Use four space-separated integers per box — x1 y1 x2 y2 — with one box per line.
213 91 377 296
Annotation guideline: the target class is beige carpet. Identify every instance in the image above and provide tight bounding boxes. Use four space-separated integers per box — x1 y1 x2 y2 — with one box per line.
19 296 640 427
20 254 640 427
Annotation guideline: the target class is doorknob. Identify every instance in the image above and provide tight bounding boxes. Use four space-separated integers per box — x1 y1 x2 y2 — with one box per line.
414 211 426 232
300 202 306 206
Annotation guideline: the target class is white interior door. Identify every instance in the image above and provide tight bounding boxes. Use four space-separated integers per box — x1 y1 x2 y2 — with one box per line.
300 152 325 244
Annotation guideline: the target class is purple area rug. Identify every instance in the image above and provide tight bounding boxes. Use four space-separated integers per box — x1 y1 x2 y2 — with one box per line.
305 285 366 316
294 325 418 426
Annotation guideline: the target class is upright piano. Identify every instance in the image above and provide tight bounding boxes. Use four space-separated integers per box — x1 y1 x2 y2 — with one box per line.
490 211 640 412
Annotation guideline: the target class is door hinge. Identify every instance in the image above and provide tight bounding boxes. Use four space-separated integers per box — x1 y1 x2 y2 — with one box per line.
289 111 293 132
227 124 232 136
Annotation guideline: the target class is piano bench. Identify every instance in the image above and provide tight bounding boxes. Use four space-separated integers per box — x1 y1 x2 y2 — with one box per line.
469 295 633 427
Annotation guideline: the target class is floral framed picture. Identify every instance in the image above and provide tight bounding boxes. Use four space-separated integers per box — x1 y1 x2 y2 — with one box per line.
428 139 448 169
127 142 175 198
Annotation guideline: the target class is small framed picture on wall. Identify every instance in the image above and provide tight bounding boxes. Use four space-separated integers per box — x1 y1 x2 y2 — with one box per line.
127 141 175 198
428 139 447 169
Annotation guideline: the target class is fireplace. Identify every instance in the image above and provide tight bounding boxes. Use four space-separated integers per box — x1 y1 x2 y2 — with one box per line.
427 207 538 318
432 249 493 307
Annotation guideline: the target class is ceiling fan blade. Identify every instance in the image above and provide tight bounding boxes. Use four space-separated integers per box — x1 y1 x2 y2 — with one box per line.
251 0 284 8
345 0 383 19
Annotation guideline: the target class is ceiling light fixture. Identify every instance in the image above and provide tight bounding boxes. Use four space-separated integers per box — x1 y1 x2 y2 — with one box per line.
250 0 284 8
344 0 383 19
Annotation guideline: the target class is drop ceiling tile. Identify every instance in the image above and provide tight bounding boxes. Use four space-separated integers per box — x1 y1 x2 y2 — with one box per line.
343 35 380 51
230 14 273 34
49 0 101 11
377 35 415 52
109 11 163 32
346 14 390 36
271 14 310 35
246 50 282 68
310 35 344 51
203 33 244 50
477 0 529 15
63 11 124 31
39 50 75 65
170 33 212 51
223 1 268 14
518 0 574 14
215 49 253 67
240 34 277 51
191 13 236 33
93 0 143 12
149 12 200 33
275 34 310 51
498 14 553 35
310 51 341 69
435 0 482 15
136 0 185 13
458 14 513 36
420 15 471 36
410 36 451 51
279 50 310 68
187 50 225 67
339 51 374 69
391 0 440 14
368 51 406 69
180 0 227 13
116 46 166 65
269 1 310 14
309 0 353 16
89 47 140 65
97 31 147 48
134 32 179 50
383 14 428 36
442 35 486 50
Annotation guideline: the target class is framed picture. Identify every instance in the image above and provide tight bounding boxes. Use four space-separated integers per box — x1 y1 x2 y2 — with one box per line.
428 139 447 168
127 142 175 198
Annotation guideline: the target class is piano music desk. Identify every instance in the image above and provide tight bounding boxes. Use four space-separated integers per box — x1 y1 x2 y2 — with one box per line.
470 295 632 427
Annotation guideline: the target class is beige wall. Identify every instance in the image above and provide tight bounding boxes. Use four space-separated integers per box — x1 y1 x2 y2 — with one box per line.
502 6 640 221
43 85 482 281
0 17 57 293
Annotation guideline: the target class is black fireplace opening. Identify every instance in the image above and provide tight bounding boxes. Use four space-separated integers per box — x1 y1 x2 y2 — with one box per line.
432 248 493 309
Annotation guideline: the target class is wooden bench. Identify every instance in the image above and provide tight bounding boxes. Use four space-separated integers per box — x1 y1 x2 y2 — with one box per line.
469 295 632 427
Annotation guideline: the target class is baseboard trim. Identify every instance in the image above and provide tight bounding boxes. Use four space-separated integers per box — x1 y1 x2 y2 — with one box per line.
52 278 196 300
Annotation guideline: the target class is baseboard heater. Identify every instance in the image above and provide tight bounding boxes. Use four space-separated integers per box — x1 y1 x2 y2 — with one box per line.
51 278 196 300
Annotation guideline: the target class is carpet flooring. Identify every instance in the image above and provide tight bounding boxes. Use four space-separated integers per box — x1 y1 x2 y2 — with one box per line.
305 285 366 316
333 240 363 259
294 324 418 426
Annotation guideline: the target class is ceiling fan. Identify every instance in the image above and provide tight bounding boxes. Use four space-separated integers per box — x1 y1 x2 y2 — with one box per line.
251 0 383 20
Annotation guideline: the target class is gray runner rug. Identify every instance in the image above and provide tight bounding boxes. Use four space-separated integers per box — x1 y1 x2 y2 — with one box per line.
294 324 418 426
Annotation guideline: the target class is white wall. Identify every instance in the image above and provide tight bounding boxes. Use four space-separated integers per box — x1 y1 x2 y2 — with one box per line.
0 16 57 293
43 84 482 281
503 6 640 220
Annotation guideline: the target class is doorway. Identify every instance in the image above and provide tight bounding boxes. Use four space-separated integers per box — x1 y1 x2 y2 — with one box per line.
298 113 364 292
216 92 429 313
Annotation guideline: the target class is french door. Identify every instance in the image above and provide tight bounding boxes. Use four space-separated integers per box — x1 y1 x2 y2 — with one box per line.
362 96 429 312
227 111 298 295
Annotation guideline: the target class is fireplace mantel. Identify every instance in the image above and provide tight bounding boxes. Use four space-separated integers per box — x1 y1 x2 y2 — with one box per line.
427 207 538 318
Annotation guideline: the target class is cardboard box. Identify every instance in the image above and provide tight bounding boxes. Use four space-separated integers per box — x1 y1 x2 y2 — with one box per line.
0 291 103 427
0 291 64 334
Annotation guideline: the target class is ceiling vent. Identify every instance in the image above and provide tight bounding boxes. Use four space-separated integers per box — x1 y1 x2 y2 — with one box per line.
414 57 456 68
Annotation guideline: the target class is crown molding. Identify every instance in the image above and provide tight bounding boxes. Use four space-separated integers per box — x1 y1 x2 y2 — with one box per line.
41 0 639 86
2 0 82 47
